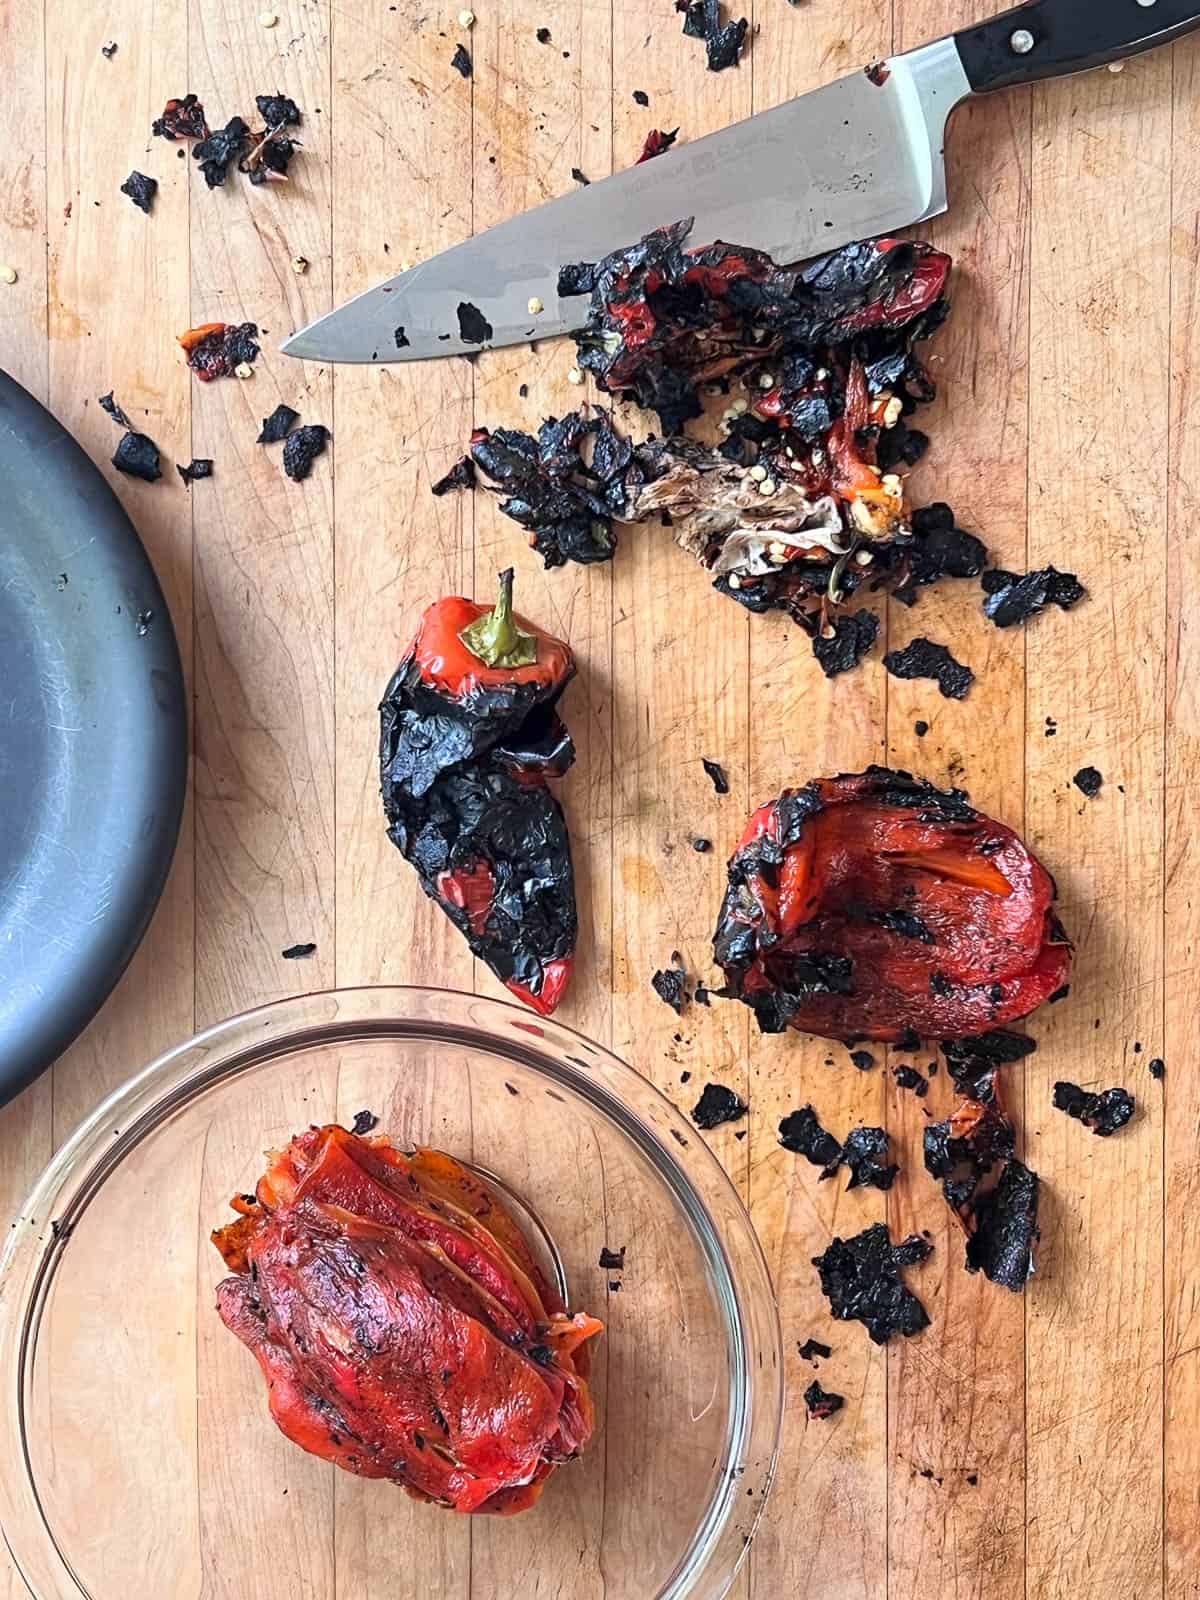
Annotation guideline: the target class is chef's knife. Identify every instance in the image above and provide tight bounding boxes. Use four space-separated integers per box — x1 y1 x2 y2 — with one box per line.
281 0 1200 364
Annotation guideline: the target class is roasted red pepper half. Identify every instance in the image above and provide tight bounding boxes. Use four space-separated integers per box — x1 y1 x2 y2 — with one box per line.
380 570 578 1014
212 1125 603 1514
714 767 1071 1042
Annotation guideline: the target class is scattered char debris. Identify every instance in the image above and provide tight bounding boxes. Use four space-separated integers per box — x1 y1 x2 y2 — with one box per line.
803 1380 844 1420
694 984 711 1005
457 301 493 344
691 1082 748 1129
394 325 410 349
884 637 973 700
350 1109 379 1136
240 126 299 185
101 40 117 57
1049 983 1070 1003
637 127 680 163
98 391 132 429
598 1245 626 1270
451 42 473 77
702 758 729 794
536 25 552 42
257 403 300 444
431 455 476 496
798 1337 832 1364
865 60 891 85
152 94 209 141
812 1222 932 1344
1149 1058 1165 1080
941 1030 1036 1099
652 964 689 1013
914 719 929 737
779 1106 897 1191
112 431 161 482
981 565 1086 628
283 424 331 481
281 942 317 959
1073 765 1103 798
178 321 260 381
1052 1081 1135 1137
177 458 213 486
193 115 250 186
677 0 749 71
692 835 712 852
632 89 650 106
120 170 157 213
571 167 591 186
893 1064 928 1096
813 610 880 678
850 1049 875 1071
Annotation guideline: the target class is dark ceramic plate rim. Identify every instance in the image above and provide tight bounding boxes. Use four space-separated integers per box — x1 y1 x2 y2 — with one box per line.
0 371 187 1107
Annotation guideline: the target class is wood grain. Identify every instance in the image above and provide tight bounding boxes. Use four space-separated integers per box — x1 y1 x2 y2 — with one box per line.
1 6 1195 1599
1166 37 1200 1600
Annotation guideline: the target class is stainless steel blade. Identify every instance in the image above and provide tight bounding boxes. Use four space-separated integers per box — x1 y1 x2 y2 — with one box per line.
281 37 970 364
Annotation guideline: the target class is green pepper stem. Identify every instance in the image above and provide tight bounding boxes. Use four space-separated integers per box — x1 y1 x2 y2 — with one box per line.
459 568 538 668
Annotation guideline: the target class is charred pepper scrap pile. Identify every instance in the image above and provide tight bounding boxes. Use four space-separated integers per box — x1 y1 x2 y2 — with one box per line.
151 90 302 188
444 223 1085 678
379 570 578 1015
713 767 1072 1044
212 1125 602 1512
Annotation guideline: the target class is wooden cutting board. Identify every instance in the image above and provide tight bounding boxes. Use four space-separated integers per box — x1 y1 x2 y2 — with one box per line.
0 1 1194 1597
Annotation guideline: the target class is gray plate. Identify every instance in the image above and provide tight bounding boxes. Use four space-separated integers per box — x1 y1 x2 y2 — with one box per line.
0 371 187 1107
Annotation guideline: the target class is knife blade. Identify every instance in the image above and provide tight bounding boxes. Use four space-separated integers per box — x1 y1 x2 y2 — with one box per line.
281 0 1200 365
280 39 968 364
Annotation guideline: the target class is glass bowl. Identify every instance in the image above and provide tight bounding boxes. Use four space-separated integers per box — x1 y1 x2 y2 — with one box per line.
0 987 781 1600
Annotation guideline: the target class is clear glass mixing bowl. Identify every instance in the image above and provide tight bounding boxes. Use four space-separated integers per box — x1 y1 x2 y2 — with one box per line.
0 987 781 1599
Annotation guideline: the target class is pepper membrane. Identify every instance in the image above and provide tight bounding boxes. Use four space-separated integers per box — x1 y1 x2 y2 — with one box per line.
212 1125 602 1513
714 768 1070 1042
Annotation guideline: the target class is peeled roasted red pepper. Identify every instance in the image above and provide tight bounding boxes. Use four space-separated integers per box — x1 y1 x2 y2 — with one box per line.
213 1125 602 1513
380 570 578 1014
714 767 1071 1042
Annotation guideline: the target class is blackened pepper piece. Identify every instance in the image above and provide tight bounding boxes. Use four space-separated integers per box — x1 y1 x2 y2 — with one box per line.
964 1159 1039 1291
981 565 1086 627
883 637 974 700
451 43 473 76
152 94 208 141
255 91 302 127
120 170 157 213
112 431 162 482
98 391 133 429
281 942 317 958
431 455 477 496
598 1245 626 1270
811 1222 931 1344
257 403 300 444
193 116 250 186
240 131 298 185
283 424 331 481
1052 1081 1135 1136
778 1106 842 1173
1073 766 1103 798
798 1338 832 1363
838 1125 898 1191
691 1082 747 1129
702 758 729 794
350 1109 378 1135
812 610 879 678
457 302 492 343
893 1064 927 1096
637 127 679 163
177 458 213 485
652 965 689 1013
803 1380 844 1419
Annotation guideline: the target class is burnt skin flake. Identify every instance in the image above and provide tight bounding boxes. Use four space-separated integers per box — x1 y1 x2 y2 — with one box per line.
803 1380 844 1419
282 424 330 481
652 964 689 1013
883 637 974 700
1052 1081 1135 1137
456 301 493 344
257 403 299 444
111 431 161 482
691 1083 748 1129
811 1222 932 1344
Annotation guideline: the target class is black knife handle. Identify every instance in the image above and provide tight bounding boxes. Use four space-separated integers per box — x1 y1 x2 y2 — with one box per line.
955 0 1200 91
